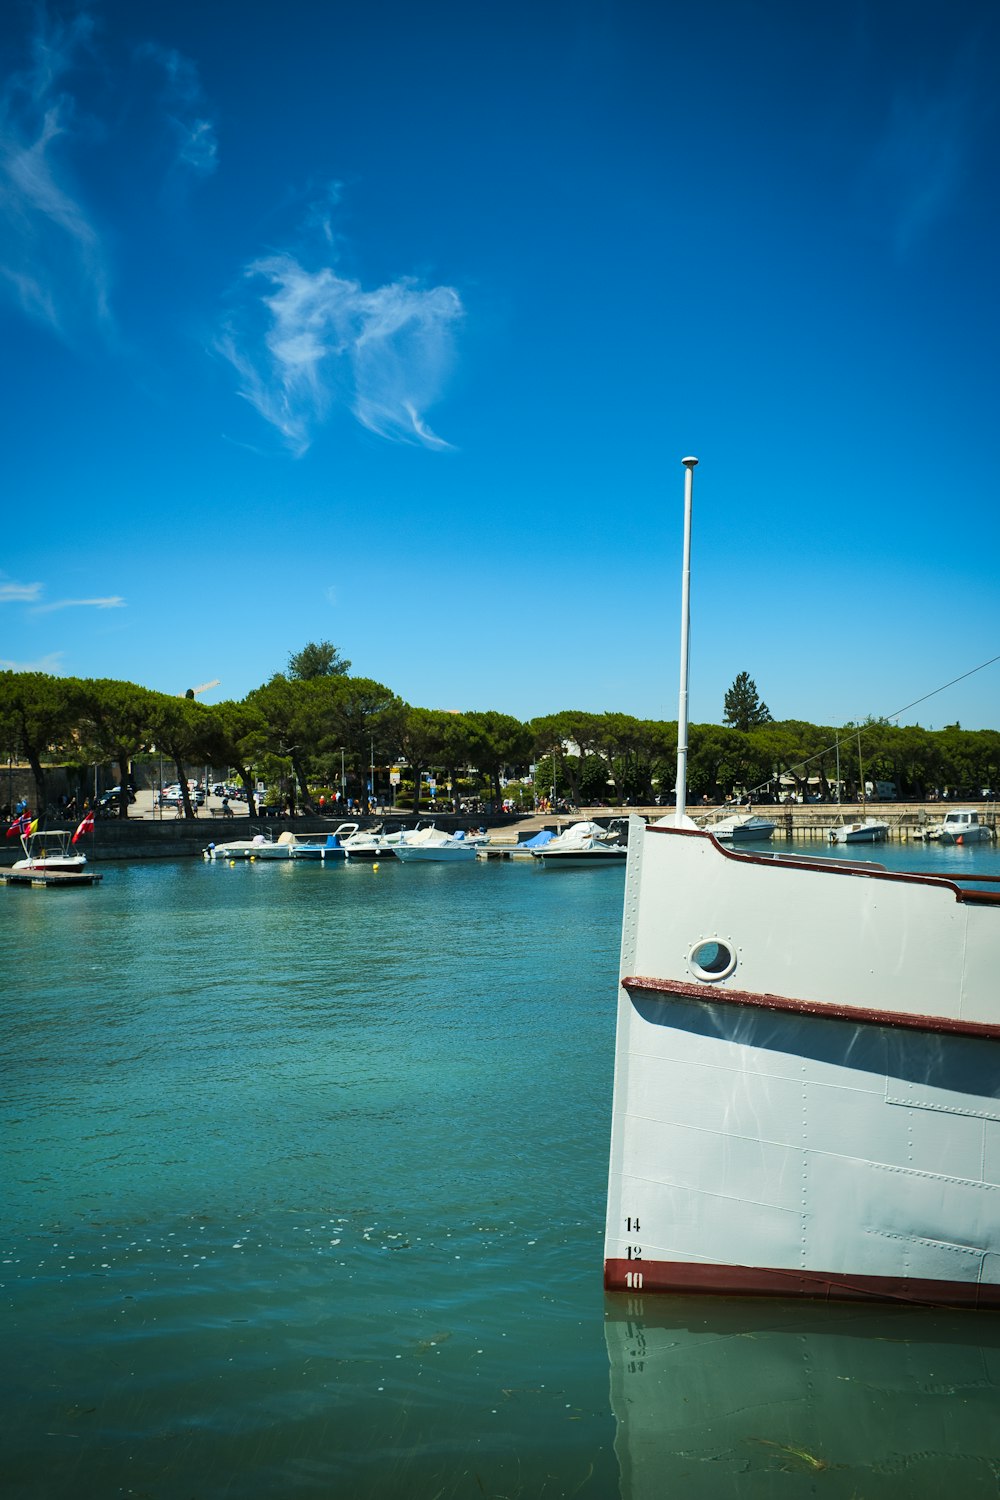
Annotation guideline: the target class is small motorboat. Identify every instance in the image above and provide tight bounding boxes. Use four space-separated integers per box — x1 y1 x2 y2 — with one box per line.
704 813 776 843
340 824 394 860
829 818 889 845
287 823 358 861
931 809 994 845
204 831 296 861
393 828 483 862
12 829 88 874
531 820 627 866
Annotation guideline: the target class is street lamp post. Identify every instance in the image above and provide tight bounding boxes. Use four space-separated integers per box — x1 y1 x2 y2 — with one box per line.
340 747 346 808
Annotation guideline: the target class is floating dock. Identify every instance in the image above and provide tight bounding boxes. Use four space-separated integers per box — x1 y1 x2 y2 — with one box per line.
1 869 104 889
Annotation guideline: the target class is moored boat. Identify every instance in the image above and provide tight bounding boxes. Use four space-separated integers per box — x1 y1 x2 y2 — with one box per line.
340 824 394 859
393 827 483 862
933 809 994 845
287 823 358 860
12 829 88 874
508 829 556 859
531 820 627 866
704 812 776 843
204 831 296 861
829 817 890 844
604 457 1000 1308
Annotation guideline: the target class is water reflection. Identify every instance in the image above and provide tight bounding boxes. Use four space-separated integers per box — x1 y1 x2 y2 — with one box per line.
605 1292 1000 1498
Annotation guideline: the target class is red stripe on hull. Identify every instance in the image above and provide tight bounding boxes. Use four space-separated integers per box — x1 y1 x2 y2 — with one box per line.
604 1258 1000 1309
622 974 1000 1041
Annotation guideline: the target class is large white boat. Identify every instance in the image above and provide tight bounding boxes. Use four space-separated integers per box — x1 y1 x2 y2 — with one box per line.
704 812 776 843
604 458 1000 1308
531 820 627 865
12 829 88 874
933 809 994 845
828 817 889 844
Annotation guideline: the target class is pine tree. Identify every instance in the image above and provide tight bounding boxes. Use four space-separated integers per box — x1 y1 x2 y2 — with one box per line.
287 641 351 679
723 672 771 732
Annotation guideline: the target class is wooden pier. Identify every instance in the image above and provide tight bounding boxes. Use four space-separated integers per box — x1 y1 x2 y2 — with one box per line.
1 869 104 889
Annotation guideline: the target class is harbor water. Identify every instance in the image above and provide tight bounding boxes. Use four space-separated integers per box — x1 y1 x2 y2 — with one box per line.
3 839 999 1498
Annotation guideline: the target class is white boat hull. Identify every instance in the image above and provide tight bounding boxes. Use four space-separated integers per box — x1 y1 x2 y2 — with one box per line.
343 843 394 860
605 820 1000 1307
532 846 626 865
938 827 992 845
12 855 87 873
829 820 889 844
206 839 292 860
393 843 478 862
708 815 775 843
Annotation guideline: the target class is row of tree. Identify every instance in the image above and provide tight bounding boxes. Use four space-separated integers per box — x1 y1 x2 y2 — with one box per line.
1 649 997 818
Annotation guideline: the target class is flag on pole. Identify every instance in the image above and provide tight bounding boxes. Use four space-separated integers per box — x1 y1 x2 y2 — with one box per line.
6 812 29 839
25 817 39 836
72 811 95 845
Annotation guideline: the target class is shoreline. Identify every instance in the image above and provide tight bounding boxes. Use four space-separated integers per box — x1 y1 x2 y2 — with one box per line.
3 799 994 864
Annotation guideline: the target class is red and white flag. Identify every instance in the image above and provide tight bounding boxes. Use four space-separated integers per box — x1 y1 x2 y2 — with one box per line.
72 811 95 845
6 812 30 839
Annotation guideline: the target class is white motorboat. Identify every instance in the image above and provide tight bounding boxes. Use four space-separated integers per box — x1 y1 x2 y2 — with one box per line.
393 828 483 862
340 825 394 860
204 831 296 861
12 829 87 874
531 820 627 865
604 457 1000 1308
287 823 358 860
932 809 994 845
376 822 434 849
828 817 889 844
704 812 776 843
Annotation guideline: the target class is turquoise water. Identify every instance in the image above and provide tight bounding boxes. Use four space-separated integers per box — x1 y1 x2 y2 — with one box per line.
3 841 999 1498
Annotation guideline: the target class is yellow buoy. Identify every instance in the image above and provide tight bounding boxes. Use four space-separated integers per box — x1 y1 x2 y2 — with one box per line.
230 860 236 867
372 862 380 871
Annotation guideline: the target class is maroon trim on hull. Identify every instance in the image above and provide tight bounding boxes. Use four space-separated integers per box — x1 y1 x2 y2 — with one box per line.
644 822 1000 904
622 975 1000 1042
604 1257 1000 1309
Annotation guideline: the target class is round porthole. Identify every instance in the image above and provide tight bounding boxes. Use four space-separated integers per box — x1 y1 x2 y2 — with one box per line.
689 939 736 982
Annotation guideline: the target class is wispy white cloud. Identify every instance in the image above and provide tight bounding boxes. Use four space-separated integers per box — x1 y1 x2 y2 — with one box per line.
0 10 109 336
135 42 218 177
0 14 219 338
33 595 126 614
0 580 43 603
0 575 125 612
0 651 65 672
219 252 463 455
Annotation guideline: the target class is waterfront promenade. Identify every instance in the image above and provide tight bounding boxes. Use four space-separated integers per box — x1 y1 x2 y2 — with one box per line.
4 791 994 863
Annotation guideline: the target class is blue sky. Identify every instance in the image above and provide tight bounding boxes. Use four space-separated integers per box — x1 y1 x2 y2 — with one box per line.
2 0 998 730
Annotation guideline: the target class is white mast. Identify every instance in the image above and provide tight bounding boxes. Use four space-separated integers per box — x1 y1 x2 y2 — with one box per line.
674 457 698 826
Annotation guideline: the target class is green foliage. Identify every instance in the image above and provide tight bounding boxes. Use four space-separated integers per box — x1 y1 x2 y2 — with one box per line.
286 641 351 679
1 652 997 819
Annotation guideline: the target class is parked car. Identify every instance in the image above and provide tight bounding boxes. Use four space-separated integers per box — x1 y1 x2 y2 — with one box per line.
98 786 136 808
155 784 204 807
